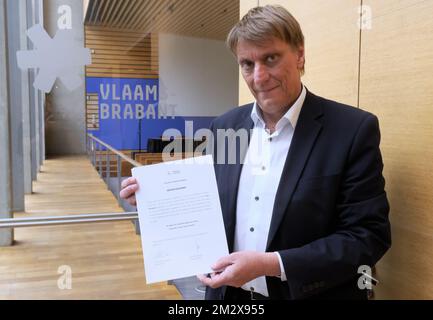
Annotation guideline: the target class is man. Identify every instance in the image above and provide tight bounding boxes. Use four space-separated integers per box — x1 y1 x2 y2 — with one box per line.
120 5 391 300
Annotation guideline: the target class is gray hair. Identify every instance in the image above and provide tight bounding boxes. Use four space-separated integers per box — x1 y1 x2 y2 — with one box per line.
227 5 305 74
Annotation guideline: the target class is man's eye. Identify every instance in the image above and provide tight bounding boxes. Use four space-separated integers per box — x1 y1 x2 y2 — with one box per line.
241 62 254 71
266 55 277 63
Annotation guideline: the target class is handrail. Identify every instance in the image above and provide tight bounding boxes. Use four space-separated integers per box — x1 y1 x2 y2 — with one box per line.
0 212 138 228
0 136 143 230
86 133 142 208
87 134 142 167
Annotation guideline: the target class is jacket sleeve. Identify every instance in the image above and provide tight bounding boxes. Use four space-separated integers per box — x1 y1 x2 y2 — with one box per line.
279 114 391 299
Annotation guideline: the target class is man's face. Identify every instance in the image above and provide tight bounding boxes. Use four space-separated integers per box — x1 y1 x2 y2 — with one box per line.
236 37 304 119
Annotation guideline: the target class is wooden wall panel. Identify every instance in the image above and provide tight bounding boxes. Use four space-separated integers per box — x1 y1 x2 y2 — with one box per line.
360 0 433 299
259 0 361 107
85 0 239 41
239 0 433 299
85 25 159 79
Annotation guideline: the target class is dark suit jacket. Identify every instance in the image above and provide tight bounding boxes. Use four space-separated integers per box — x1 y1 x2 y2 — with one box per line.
205 90 391 300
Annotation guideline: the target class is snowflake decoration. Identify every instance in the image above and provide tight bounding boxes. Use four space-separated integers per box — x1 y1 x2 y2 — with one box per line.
17 24 92 93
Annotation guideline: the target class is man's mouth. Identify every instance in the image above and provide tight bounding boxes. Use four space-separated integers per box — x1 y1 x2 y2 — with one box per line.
257 86 279 93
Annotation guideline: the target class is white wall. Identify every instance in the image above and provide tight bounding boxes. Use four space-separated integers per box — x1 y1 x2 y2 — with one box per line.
159 33 239 117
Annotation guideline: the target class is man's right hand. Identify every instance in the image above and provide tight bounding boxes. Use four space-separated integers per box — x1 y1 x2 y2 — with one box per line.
120 177 139 206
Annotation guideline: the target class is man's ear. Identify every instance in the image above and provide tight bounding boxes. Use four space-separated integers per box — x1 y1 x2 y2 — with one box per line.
297 46 305 70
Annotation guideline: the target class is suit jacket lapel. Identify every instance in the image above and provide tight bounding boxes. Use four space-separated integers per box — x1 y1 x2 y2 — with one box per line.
266 91 324 250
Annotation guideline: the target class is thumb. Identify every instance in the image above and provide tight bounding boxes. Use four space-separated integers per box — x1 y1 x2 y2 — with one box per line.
212 255 233 272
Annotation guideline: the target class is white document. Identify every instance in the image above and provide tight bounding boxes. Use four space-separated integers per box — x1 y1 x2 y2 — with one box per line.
132 155 229 284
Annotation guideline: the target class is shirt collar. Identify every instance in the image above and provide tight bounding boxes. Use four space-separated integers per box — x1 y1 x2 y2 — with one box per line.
251 84 307 131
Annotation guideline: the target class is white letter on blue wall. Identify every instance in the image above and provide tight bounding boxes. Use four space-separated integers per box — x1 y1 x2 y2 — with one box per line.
112 104 121 119
100 103 110 120
146 85 158 101
136 104 145 120
147 104 156 119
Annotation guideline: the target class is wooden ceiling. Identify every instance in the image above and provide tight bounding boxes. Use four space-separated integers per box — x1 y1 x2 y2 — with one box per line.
84 0 239 41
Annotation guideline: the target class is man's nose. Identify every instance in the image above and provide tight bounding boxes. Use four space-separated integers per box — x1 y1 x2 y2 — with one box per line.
254 64 270 85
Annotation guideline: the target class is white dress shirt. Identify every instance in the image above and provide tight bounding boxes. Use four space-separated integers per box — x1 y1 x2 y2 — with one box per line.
234 85 306 297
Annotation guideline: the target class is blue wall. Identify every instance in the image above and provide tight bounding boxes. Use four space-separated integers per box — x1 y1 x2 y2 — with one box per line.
86 77 214 150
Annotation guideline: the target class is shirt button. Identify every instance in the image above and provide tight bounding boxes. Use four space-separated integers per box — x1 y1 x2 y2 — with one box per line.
262 166 266 171
255 196 259 201
269 137 273 142
250 227 254 232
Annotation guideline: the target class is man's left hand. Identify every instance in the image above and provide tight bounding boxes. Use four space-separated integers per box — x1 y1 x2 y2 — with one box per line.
197 251 280 289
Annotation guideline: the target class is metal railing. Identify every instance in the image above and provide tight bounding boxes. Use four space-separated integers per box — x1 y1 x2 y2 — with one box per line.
87 133 141 204
0 134 141 229
0 212 138 228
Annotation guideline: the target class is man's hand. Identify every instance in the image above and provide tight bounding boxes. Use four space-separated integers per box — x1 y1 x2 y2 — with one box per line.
197 251 280 289
119 177 139 206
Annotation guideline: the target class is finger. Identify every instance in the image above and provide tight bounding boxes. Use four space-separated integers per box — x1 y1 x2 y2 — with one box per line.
212 255 234 272
119 184 139 199
198 274 220 288
199 277 212 287
120 177 131 189
196 274 208 283
197 274 215 288
206 272 227 288
121 177 137 189
127 196 136 206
